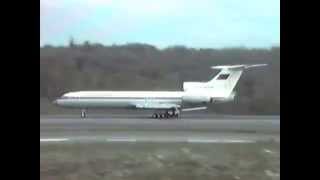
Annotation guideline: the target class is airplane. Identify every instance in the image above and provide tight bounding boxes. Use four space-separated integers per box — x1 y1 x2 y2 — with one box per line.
53 64 267 119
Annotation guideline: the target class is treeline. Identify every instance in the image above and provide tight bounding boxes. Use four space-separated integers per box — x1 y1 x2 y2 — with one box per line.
40 42 280 115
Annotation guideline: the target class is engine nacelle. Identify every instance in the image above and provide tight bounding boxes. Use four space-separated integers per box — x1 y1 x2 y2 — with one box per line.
213 91 236 103
183 82 207 91
182 94 211 103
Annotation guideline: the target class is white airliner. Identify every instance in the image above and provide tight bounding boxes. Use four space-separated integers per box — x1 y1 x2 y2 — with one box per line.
53 64 267 119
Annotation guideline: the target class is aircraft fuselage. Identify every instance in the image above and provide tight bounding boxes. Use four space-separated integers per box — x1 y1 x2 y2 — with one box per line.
54 91 184 109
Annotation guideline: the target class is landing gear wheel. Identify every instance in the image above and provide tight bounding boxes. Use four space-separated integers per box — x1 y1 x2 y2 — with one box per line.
152 113 157 118
164 113 169 119
159 114 164 119
81 109 86 118
169 108 180 119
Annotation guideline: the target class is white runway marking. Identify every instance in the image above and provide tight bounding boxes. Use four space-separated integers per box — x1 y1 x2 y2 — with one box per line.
40 138 69 142
233 175 241 180
106 138 137 142
263 149 275 154
187 139 255 143
265 170 280 177
40 137 257 143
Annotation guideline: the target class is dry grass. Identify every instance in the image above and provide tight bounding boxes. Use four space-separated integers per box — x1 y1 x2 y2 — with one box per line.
40 142 279 180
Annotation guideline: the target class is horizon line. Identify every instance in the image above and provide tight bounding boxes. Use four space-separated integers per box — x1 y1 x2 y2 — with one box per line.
40 41 280 50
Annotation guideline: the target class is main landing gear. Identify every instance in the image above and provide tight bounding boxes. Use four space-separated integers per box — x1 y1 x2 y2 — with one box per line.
81 109 87 118
152 108 180 119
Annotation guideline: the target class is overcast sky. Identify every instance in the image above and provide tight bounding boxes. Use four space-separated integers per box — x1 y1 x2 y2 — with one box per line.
40 0 280 48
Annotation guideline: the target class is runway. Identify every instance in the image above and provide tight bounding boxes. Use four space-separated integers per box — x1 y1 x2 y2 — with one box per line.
41 114 280 180
40 114 280 143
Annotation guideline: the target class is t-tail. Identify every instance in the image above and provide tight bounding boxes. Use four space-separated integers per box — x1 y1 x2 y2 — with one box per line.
183 64 267 102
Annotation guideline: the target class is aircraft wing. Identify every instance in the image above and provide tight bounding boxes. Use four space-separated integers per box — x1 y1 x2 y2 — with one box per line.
134 103 181 110
135 102 207 112
182 106 207 111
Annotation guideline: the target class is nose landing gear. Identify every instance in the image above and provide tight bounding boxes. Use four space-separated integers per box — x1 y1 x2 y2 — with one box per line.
81 109 87 118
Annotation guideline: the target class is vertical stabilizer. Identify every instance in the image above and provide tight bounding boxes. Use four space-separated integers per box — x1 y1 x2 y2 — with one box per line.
207 64 267 97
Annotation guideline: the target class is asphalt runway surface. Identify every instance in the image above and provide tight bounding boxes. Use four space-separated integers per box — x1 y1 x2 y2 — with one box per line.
41 114 280 180
40 114 280 143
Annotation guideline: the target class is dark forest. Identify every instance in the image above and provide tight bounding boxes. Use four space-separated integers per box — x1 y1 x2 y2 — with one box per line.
40 41 279 115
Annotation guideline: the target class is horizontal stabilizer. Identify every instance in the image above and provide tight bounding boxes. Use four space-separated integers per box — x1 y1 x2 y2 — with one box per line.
182 106 207 112
211 64 267 70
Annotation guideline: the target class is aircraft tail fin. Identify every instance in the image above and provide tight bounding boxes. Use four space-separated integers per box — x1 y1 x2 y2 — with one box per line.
207 64 267 98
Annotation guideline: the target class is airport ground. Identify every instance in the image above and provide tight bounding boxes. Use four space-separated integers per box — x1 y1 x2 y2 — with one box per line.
40 113 279 180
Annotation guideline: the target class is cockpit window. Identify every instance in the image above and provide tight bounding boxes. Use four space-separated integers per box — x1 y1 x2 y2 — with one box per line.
217 74 230 80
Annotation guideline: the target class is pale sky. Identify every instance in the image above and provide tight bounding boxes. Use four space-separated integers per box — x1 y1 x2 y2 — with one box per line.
40 0 280 48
